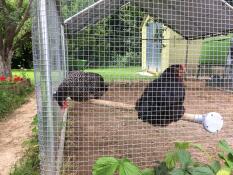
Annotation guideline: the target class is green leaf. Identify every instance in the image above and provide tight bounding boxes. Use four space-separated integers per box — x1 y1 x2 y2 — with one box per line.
142 168 155 175
165 151 178 169
218 152 233 169
169 168 185 175
209 160 221 173
218 140 233 154
175 142 190 150
190 143 206 153
118 159 142 175
218 152 226 160
155 162 170 175
188 166 215 175
224 153 233 169
177 150 192 168
92 157 119 175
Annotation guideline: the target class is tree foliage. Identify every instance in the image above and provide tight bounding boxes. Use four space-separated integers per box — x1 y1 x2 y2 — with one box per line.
63 3 145 68
12 34 32 69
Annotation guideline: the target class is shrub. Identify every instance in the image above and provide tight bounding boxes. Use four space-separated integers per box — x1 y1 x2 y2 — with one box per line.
0 77 33 119
112 52 141 67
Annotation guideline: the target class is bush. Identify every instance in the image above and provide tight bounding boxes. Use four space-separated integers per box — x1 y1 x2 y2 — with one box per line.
68 59 88 71
12 34 33 69
0 80 33 119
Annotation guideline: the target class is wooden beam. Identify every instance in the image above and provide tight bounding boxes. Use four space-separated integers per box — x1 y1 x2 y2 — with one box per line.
90 99 135 111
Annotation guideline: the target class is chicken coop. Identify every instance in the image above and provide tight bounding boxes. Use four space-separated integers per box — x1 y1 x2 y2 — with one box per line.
31 0 233 174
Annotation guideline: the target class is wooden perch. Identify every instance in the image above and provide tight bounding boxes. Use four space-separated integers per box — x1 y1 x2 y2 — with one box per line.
89 99 197 122
90 99 135 111
89 99 223 133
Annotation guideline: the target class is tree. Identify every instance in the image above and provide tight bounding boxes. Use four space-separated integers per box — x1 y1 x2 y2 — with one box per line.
0 0 32 77
12 34 32 69
66 4 145 68
225 0 233 6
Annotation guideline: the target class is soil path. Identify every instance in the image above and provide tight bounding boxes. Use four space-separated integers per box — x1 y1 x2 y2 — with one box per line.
0 95 37 175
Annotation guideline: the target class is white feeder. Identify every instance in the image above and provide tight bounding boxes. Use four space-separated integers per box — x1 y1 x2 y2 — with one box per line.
183 112 223 133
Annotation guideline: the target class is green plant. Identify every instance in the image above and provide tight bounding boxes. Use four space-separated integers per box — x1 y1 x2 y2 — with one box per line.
163 142 219 175
216 140 233 174
113 52 141 67
92 140 233 175
92 157 155 175
0 83 33 119
68 59 88 71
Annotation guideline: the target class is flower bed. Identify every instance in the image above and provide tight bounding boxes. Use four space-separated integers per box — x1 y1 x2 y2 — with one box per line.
0 75 31 94
0 75 33 119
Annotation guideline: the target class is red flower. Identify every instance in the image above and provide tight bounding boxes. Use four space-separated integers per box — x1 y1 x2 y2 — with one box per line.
0 76 6 81
13 75 24 82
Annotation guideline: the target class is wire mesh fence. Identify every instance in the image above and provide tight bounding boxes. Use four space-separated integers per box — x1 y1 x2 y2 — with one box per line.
31 0 233 174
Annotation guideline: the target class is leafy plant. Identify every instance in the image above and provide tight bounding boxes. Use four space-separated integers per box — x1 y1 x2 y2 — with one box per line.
217 140 233 174
0 82 33 119
163 142 215 175
92 140 233 175
92 157 154 175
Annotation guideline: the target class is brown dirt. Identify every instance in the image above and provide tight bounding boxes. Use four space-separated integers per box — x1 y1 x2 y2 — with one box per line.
63 80 233 175
0 95 37 175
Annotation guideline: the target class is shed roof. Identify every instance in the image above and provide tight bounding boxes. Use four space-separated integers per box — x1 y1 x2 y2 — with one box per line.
64 0 233 40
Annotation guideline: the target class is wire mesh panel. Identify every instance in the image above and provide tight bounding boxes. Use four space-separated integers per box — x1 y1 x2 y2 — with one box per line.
32 0 67 173
31 0 233 174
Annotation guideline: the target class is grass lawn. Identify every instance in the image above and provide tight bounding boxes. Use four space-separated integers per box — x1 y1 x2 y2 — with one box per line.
13 67 155 83
86 67 156 82
12 69 35 84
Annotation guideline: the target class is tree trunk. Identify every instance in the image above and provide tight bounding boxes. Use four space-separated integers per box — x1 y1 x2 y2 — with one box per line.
0 50 13 77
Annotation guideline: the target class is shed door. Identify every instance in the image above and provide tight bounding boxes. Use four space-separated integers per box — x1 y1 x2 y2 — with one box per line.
146 22 162 71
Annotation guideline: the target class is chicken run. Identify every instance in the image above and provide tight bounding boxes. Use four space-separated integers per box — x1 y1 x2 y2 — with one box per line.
32 0 233 174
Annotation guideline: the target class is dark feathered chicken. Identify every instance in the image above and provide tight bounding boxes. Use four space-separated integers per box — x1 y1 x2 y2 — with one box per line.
135 64 186 126
53 71 108 109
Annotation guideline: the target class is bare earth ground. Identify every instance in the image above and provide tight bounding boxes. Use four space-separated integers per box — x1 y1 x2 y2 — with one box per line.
63 80 233 175
0 95 36 175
